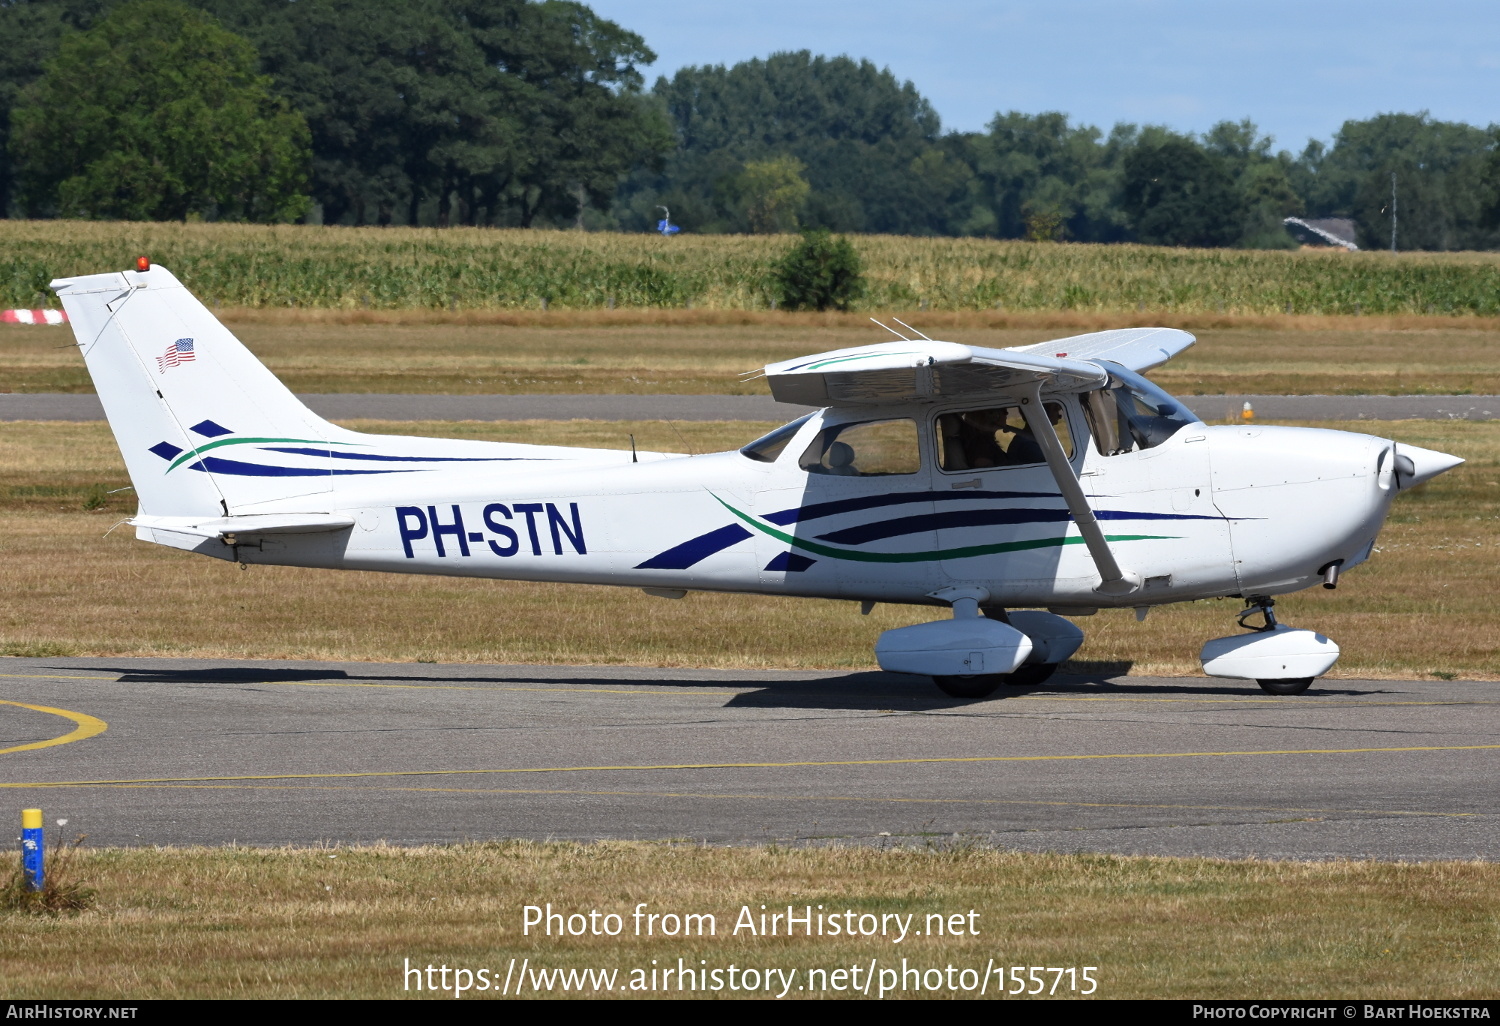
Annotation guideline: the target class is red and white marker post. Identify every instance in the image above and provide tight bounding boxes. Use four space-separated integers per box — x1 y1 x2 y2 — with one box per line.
1 309 68 325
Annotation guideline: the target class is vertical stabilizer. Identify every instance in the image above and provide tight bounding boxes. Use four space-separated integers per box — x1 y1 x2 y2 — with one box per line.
52 264 337 516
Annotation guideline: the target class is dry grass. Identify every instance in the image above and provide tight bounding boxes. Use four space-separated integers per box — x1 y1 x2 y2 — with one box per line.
0 418 1493 678
2 842 1499 998
5 320 1500 395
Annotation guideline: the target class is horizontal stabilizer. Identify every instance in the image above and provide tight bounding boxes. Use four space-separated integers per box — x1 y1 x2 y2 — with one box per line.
132 513 356 542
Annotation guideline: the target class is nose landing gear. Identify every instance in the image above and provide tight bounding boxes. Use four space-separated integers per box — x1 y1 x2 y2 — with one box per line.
1200 596 1341 695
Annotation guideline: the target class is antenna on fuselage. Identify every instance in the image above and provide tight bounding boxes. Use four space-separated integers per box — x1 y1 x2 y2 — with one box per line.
870 317 911 341
891 318 933 341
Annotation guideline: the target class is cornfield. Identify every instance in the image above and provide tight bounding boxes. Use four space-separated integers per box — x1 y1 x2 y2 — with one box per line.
5 220 1500 316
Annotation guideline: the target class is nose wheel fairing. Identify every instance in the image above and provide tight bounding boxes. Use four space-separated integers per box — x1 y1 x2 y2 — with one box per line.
1200 597 1340 694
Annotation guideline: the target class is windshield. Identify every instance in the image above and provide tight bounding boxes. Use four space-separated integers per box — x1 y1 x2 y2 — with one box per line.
1082 363 1200 455
739 414 814 463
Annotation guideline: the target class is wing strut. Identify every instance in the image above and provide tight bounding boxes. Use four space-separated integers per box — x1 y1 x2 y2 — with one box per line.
1024 383 1141 597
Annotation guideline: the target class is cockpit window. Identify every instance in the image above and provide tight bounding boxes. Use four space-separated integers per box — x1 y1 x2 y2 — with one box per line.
936 402 1073 472
739 413 814 463
1081 363 1200 456
799 418 920 476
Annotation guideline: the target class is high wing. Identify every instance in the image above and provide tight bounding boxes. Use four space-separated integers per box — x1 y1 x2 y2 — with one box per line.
1004 326 1194 373
763 327 1194 406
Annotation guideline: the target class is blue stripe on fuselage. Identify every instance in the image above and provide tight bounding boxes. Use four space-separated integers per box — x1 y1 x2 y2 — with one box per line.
764 488 1054 525
634 524 753 570
186 456 408 477
815 506 1224 545
262 447 546 463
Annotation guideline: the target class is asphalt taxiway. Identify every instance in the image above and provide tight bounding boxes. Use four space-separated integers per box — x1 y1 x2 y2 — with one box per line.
1 656 1495 860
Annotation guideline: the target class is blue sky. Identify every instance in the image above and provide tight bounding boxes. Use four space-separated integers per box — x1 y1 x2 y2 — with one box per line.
585 0 1500 153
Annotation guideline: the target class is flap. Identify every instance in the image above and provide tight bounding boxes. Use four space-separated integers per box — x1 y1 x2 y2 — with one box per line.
131 512 356 541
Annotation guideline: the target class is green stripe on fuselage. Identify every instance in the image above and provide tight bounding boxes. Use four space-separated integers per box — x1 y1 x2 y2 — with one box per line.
712 494 1174 564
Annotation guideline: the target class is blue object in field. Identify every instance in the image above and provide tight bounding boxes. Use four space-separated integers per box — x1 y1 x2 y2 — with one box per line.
21 808 43 891
656 219 680 236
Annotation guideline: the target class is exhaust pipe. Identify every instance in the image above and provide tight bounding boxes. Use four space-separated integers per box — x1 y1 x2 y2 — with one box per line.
1319 560 1342 590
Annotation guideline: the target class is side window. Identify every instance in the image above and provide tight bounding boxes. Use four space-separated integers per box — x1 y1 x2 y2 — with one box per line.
739 413 814 463
1082 365 1200 456
799 418 920 476
936 402 1073 472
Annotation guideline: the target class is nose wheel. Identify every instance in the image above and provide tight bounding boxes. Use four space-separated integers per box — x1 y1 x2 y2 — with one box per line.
1200 596 1340 695
1257 676 1313 695
1237 598 1315 695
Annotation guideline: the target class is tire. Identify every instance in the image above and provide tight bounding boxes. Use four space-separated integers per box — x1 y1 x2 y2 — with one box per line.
1257 677 1314 695
932 674 1004 699
1004 663 1058 687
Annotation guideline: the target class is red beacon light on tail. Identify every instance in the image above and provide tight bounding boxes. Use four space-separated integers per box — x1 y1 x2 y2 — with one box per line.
136 256 150 272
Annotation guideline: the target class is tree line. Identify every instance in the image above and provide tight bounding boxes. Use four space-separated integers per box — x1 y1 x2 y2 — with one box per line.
3 0 1499 250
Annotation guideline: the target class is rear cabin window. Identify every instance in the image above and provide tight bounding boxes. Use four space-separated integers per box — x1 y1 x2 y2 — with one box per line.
739 413 814 463
1081 363 1201 456
936 402 1073 472
799 418 920 476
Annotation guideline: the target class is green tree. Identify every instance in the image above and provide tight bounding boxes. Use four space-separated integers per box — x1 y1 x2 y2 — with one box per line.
1237 161 1303 248
619 51 949 234
210 0 672 227
0 1 112 217
733 156 810 233
959 112 1134 242
11 0 310 221
1293 113 1497 250
1201 118 1301 248
1121 137 1243 248
774 230 864 311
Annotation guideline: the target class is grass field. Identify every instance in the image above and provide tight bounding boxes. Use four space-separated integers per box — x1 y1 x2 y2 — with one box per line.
5 320 1499 396
3 842 1499 999
7 220 1500 316
0 417 1493 678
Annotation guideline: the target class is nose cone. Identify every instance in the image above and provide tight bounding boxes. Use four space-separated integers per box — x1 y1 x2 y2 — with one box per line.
1394 442 1464 490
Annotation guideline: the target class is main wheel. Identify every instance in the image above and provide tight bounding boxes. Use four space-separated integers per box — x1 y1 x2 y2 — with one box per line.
1257 677 1314 695
1004 662 1058 687
933 674 1004 699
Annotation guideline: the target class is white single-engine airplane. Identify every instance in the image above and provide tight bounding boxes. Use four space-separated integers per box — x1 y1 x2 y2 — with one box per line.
53 261 1463 697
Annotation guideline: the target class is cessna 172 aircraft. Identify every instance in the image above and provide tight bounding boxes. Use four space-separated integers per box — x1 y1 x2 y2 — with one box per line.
53 261 1463 697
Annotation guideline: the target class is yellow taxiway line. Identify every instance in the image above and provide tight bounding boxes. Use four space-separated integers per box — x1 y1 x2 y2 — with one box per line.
0 700 108 755
4 740 1499 789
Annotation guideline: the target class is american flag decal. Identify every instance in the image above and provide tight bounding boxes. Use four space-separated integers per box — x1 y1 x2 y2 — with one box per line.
156 338 195 373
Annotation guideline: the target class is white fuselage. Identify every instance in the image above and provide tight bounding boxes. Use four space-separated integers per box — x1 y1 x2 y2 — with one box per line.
164 397 1398 611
